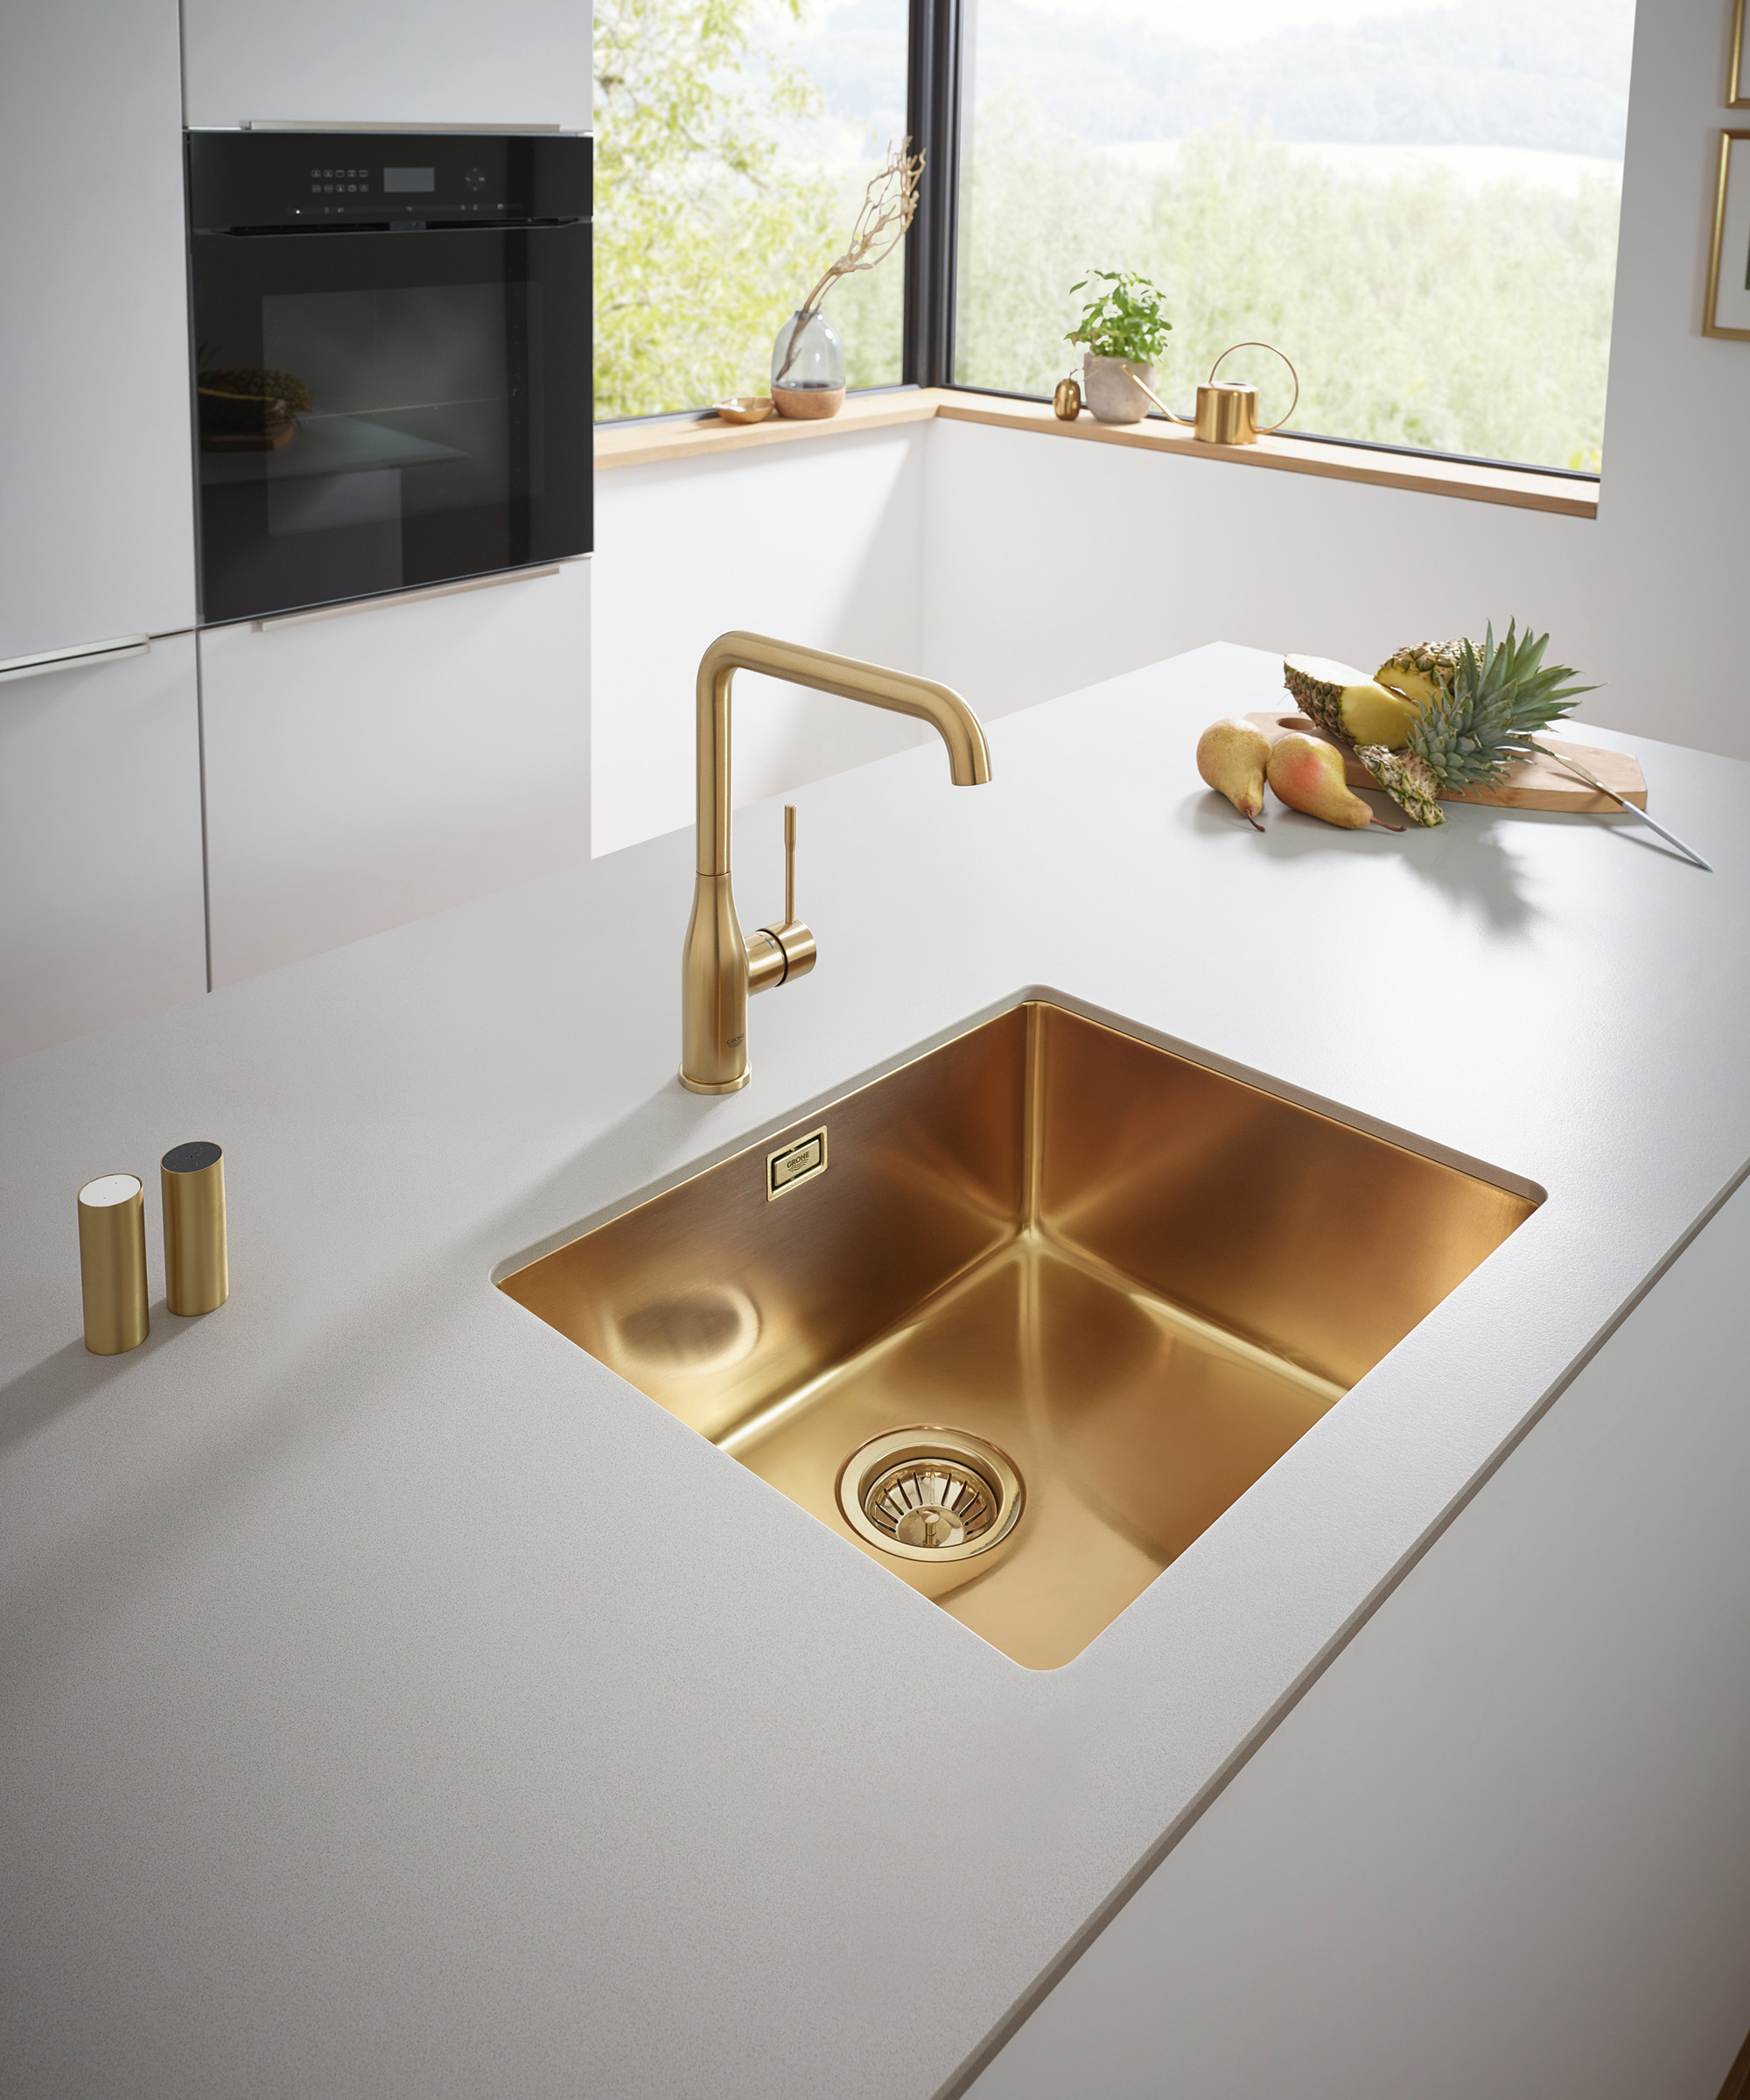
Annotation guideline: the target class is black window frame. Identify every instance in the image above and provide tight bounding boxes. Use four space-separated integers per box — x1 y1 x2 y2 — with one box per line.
900 0 962 389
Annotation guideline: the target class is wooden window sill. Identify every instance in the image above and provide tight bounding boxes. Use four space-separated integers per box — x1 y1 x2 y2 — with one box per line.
595 387 1599 520
593 388 940 469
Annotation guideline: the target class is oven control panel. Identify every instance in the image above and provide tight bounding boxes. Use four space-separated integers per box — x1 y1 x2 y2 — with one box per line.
187 131 591 230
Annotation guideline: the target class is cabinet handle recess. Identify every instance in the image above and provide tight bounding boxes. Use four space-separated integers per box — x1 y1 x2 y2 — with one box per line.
249 564 564 634
0 636 151 686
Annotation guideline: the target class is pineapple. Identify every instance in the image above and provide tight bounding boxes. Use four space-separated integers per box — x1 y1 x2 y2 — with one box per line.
1282 655 1373 736
1283 657 1420 752
1355 746 1446 827
1338 682 1420 747
1363 622 1594 825
1376 640 1464 710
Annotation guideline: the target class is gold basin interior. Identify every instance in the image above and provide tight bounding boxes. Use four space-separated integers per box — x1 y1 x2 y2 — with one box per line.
499 1003 1538 1669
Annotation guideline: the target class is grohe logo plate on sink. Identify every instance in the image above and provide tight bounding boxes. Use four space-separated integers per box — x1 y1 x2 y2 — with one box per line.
766 1127 828 1200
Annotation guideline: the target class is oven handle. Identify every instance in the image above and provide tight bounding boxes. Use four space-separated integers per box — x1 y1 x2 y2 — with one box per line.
247 562 568 634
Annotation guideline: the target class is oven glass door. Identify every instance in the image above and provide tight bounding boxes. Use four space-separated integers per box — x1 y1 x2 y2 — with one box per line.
192 223 590 624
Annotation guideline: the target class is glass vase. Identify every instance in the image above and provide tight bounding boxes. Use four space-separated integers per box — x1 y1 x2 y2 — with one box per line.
771 308 846 419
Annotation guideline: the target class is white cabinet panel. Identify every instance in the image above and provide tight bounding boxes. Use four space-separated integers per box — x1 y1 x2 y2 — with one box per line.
0 639 207 1062
967 1176 1750 2100
200 564 591 987
0 0 196 662
182 0 591 132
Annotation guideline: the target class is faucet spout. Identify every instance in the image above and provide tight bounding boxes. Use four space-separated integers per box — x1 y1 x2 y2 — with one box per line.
691 632 990 877
681 631 992 1094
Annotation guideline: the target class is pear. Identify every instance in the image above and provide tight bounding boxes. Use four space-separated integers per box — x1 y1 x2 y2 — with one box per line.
1267 732 1397 831
1196 718 1270 830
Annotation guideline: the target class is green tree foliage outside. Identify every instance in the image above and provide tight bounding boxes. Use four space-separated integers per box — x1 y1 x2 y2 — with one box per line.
956 104 1619 471
593 0 902 416
595 8 1620 472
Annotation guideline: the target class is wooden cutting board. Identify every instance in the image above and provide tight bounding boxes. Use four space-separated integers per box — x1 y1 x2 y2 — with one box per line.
1246 711 1648 812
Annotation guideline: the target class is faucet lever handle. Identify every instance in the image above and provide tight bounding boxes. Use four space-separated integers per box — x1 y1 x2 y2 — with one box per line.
746 802 817 995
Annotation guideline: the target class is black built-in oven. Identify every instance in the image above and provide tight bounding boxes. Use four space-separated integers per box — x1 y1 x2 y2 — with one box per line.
187 130 591 624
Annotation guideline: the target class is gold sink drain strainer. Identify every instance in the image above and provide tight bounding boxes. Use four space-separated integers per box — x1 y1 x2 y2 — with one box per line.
837 1428 1024 1564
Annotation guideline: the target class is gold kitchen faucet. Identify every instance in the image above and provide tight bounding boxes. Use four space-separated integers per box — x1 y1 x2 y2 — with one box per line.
680 632 992 1094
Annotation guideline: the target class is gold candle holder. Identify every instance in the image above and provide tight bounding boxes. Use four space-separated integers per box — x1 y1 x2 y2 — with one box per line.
162 1141 228 1316
78 1174 150 1354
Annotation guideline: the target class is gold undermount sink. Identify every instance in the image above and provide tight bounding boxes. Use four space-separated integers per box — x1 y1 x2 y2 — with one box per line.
500 1001 1538 1669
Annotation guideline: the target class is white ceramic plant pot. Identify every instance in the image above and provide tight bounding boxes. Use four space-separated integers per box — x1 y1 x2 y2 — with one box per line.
1082 354 1152 425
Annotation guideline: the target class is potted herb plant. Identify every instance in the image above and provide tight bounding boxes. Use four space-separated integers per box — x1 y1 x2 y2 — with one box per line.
1066 270 1173 424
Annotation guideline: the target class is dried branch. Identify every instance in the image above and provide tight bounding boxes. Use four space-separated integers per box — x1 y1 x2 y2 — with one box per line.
774 138 924 385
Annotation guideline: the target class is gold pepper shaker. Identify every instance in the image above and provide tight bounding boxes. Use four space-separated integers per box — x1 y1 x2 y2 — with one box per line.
161 1141 228 1315
78 1174 150 1354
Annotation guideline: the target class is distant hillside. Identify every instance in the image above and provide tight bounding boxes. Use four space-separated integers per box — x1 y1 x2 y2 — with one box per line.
793 0 1635 156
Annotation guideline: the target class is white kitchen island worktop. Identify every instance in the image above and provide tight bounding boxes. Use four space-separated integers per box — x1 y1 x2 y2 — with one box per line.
2 643 1746 2099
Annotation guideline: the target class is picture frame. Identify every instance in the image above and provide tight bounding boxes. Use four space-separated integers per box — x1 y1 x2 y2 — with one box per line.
1704 130 1750 339
1732 0 1750 107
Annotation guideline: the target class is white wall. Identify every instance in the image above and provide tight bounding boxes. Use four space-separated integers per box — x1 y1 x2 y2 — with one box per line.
921 424 1606 737
0 640 206 1062
1591 0 1750 760
591 427 930 857
200 563 591 987
922 0 1750 765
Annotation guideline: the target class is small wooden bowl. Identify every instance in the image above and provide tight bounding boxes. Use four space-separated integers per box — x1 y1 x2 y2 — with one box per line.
715 396 774 424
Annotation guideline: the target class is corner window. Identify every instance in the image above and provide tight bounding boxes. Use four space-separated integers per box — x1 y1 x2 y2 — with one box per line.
593 0 1636 478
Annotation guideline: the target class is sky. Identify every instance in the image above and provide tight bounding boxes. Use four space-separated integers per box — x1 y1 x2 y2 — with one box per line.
796 0 1457 40
774 0 1635 160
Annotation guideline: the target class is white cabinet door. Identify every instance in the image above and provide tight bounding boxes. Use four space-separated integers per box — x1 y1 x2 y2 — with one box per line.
964 1174 1750 2100
200 564 591 987
182 0 591 132
0 0 196 663
0 639 207 1063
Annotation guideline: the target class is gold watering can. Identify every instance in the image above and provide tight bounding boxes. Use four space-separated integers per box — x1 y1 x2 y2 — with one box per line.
1122 341 1299 444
